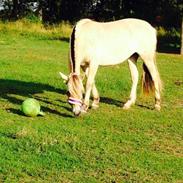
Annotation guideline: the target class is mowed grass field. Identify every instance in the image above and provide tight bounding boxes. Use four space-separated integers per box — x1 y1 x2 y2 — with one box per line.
0 28 183 183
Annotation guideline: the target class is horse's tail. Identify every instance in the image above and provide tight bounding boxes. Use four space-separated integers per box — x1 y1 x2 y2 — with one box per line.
142 63 154 95
142 59 162 95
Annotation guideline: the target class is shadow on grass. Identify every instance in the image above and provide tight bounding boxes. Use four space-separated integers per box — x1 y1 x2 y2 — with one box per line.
100 96 153 110
0 79 153 117
100 96 124 107
0 79 73 118
59 37 70 42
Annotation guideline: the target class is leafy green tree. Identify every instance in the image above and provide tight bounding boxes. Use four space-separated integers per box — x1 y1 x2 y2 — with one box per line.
1 0 182 54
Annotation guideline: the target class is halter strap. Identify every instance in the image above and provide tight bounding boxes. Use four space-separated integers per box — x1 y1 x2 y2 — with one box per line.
68 97 82 106
69 72 80 77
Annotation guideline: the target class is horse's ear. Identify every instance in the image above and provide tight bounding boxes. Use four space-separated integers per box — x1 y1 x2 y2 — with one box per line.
59 72 68 83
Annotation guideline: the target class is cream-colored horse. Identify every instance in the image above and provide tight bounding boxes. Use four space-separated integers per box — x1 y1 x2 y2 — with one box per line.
60 18 162 116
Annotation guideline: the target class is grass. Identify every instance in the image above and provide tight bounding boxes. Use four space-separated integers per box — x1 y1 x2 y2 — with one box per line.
0 22 183 183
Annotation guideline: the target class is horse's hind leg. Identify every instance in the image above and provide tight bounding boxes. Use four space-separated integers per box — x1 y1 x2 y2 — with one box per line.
91 83 100 109
123 54 139 109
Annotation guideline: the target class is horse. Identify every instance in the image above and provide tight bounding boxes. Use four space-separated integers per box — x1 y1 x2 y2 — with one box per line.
60 18 162 116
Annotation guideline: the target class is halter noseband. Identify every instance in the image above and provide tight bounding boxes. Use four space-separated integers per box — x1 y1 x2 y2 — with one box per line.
68 73 83 106
68 97 82 106
70 72 79 77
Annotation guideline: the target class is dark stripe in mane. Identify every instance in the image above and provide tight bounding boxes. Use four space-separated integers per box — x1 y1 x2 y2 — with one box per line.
70 26 76 72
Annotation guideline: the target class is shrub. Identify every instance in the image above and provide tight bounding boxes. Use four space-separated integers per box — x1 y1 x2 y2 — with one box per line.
157 27 181 53
0 19 72 40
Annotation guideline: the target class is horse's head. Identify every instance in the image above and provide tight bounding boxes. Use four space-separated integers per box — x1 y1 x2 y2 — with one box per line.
60 72 84 116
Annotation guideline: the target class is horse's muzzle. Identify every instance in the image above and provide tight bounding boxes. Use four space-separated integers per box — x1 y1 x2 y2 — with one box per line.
73 105 82 116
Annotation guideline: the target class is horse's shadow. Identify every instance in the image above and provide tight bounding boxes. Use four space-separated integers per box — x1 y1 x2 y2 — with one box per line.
100 96 152 110
0 79 73 118
0 79 151 118
100 96 124 107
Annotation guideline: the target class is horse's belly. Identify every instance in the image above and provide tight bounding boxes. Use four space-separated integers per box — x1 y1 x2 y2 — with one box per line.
95 46 134 66
80 32 137 66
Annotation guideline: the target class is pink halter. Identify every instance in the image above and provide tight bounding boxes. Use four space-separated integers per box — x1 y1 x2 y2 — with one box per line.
68 97 82 106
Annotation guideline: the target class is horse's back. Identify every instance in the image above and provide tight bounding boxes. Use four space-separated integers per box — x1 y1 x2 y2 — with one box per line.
77 18 155 35
74 18 157 65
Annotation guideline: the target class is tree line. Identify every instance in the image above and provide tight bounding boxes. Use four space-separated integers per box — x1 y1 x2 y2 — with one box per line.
0 0 182 27
0 0 182 53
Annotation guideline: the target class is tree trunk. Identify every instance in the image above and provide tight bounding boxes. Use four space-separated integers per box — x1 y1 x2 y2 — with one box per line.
11 0 19 19
181 17 183 55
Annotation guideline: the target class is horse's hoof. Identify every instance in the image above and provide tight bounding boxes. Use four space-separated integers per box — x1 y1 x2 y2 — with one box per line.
123 100 135 110
81 108 87 114
123 105 130 110
123 102 131 110
92 104 99 110
79 104 88 114
155 104 161 111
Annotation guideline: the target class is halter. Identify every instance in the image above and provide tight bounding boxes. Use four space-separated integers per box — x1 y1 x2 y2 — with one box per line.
69 72 80 77
68 97 83 106
68 73 83 106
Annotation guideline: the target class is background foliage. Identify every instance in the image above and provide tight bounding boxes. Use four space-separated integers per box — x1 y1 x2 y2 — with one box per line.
0 0 182 27
0 0 182 53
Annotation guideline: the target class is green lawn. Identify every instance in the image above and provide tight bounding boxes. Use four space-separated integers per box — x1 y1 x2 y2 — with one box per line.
0 32 183 183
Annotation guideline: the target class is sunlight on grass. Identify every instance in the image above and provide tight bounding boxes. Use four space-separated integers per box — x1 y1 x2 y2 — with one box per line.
0 21 182 183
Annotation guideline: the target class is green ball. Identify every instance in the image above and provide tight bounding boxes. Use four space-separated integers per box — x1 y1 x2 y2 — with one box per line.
21 98 45 117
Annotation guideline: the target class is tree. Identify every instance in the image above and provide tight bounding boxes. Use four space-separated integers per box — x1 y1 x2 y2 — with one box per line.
0 0 40 20
163 0 183 54
11 0 18 18
59 0 93 22
177 2 183 54
181 17 183 54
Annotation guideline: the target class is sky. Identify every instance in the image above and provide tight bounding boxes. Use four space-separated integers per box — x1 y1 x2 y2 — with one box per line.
0 0 3 10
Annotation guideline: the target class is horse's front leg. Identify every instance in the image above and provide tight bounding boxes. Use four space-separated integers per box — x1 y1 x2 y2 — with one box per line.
123 55 139 109
82 65 98 112
81 65 100 110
